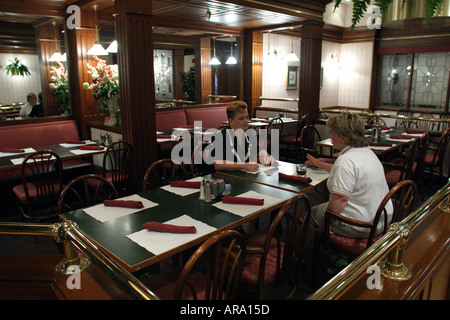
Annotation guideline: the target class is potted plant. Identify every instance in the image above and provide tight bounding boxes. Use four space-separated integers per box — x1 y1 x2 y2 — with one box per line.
49 62 70 114
3 57 31 77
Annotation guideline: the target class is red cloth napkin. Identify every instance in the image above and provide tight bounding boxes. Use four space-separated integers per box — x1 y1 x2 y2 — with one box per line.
278 172 312 184
80 145 104 150
65 140 85 144
406 130 425 134
1 148 24 153
389 135 413 139
378 127 391 130
143 222 197 234
27 155 51 159
221 196 264 205
369 142 393 146
177 125 194 129
170 181 201 189
104 200 144 208
259 120 271 123
157 135 172 139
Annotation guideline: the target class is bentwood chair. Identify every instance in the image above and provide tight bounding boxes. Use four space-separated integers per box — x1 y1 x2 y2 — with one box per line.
438 112 450 132
58 174 119 214
280 114 312 161
395 109 417 129
424 128 450 186
412 132 431 199
239 194 311 300
142 158 190 191
142 230 246 300
190 143 215 178
382 138 419 188
416 113 436 131
13 150 63 221
88 140 134 196
311 180 417 286
296 125 323 163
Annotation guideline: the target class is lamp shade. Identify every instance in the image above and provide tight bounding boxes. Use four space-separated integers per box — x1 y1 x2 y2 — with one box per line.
106 40 118 53
49 52 66 62
88 43 109 56
209 56 221 65
225 56 237 64
287 51 299 62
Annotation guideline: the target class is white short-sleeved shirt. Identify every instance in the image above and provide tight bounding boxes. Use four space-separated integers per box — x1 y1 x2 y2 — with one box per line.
327 146 393 237
20 103 33 117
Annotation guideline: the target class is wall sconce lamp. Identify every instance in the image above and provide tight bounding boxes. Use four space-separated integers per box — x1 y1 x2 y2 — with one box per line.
87 5 109 56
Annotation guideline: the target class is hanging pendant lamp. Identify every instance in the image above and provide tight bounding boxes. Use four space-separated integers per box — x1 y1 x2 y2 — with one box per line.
225 37 237 65
287 27 299 62
87 5 109 56
49 21 66 62
209 37 221 65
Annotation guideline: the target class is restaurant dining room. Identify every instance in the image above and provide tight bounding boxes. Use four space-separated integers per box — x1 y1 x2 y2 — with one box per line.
0 0 449 306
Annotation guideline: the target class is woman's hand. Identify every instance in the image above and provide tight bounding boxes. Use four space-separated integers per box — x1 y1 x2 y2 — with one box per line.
245 162 259 172
306 153 333 172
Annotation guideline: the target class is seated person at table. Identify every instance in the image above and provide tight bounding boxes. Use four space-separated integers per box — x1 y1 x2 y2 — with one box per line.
29 92 43 117
211 101 277 172
20 92 37 118
304 113 393 265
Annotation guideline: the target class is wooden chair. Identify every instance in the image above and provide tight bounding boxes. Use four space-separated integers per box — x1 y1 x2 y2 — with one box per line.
189 143 214 178
142 158 190 191
438 112 450 132
416 113 436 131
424 128 450 186
12 150 63 221
382 138 419 188
239 194 311 300
395 109 416 128
265 117 283 154
311 180 417 286
143 230 246 300
89 140 134 196
296 125 323 163
280 114 311 161
412 132 430 199
58 174 119 214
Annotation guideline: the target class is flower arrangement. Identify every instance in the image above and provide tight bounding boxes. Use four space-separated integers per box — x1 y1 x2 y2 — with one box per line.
3 57 31 77
82 56 119 116
49 62 70 114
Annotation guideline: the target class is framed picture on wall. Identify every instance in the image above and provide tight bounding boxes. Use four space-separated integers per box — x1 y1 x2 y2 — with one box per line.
286 66 299 90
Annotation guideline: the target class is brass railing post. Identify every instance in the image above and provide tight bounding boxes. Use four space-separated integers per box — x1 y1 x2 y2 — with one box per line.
55 221 90 275
378 223 412 280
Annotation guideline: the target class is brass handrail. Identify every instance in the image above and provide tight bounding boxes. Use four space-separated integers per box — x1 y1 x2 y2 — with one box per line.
156 99 196 105
307 180 450 300
319 109 450 127
259 96 299 103
0 220 159 300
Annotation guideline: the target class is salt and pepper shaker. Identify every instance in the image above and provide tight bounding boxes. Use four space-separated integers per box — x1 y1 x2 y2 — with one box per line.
199 179 205 200
204 181 211 202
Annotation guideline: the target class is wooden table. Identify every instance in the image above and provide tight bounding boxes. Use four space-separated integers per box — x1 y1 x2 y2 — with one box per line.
316 128 418 158
217 160 329 194
0 141 105 171
60 173 298 273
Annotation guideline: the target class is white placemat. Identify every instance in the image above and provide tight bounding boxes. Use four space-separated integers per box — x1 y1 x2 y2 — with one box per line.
303 167 330 186
212 190 281 217
160 177 204 196
0 147 35 158
401 132 423 137
241 163 278 174
59 140 96 148
126 215 217 255
10 154 56 165
387 137 415 142
83 194 158 223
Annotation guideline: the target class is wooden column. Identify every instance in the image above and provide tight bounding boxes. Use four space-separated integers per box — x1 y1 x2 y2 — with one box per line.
115 0 156 189
243 30 263 115
299 21 324 120
34 22 59 116
195 37 212 104
64 8 97 139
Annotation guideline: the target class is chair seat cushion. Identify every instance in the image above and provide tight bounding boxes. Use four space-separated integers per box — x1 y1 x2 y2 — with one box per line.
384 168 401 186
241 232 284 286
424 153 437 165
280 135 297 144
13 182 63 203
144 271 212 300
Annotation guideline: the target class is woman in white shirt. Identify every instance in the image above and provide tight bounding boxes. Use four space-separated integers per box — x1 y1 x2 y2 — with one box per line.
306 112 393 238
20 92 37 118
